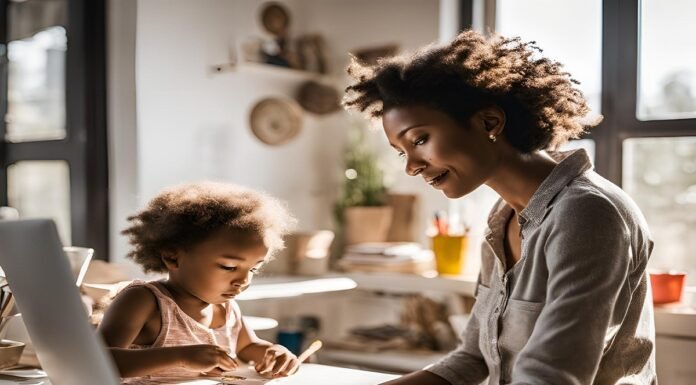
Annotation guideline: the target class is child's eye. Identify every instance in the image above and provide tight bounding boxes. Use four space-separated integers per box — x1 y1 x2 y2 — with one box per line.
413 135 428 146
219 265 237 271
250 266 263 274
396 151 405 159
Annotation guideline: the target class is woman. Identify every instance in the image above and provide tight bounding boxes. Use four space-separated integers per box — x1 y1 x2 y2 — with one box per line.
343 31 656 385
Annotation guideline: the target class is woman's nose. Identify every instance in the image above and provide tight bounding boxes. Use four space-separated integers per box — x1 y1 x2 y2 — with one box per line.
405 156 426 176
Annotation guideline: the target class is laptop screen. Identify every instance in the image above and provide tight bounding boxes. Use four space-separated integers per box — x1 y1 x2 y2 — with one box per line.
0 219 120 385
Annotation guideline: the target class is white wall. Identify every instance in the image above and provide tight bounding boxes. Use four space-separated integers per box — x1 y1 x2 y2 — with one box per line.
107 0 139 271
110 0 494 276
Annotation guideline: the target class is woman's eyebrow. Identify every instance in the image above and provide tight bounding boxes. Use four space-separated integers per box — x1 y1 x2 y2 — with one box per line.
397 124 427 139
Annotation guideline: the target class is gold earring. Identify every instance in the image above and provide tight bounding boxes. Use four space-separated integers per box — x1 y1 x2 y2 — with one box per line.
489 134 497 143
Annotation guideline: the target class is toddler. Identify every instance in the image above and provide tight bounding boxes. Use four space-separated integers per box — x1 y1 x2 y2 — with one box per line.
98 182 298 382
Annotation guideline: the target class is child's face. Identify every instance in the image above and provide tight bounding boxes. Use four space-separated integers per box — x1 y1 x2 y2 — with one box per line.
169 229 269 304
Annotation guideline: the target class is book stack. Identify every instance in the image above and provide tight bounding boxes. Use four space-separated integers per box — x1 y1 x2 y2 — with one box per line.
338 242 435 275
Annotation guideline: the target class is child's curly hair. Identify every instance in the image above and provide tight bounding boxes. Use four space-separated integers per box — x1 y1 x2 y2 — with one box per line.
343 30 601 152
122 182 296 273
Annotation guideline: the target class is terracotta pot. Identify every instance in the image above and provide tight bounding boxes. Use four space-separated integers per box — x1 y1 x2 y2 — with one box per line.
344 206 393 245
649 271 686 304
265 231 335 276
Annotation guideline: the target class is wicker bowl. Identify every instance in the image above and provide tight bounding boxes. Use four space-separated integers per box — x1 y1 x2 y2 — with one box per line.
0 339 25 369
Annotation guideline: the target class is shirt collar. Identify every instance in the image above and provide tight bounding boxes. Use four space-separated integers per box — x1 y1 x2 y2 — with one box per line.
519 148 593 225
486 148 593 231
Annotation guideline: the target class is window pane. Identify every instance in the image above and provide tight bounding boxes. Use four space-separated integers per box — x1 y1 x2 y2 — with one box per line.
6 25 67 142
623 137 696 285
496 0 602 120
638 0 696 120
7 161 71 244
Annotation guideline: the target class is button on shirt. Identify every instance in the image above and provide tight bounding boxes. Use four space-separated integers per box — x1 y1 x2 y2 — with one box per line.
427 149 657 385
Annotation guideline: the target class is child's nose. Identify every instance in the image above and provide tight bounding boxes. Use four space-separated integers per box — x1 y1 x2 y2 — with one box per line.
233 273 251 287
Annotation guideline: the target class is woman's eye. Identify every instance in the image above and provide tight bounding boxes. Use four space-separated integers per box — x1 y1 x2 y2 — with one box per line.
250 266 264 274
219 265 237 271
397 151 406 159
414 135 428 146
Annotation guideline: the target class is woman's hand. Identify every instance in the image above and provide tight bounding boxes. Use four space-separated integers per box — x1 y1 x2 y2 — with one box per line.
175 344 238 375
254 344 300 378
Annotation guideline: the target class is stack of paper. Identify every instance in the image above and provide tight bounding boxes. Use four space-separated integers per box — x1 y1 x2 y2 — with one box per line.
339 243 434 274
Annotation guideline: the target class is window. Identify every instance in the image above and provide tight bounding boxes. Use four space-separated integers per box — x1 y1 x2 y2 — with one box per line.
7 26 67 142
623 137 696 282
637 0 696 120
496 0 603 117
495 0 602 164
1 0 109 259
7 160 71 243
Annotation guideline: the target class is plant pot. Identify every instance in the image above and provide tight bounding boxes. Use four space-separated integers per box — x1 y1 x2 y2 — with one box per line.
265 231 335 276
344 206 393 245
649 270 686 304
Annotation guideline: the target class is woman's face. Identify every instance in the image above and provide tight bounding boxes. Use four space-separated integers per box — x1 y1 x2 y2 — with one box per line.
382 104 500 198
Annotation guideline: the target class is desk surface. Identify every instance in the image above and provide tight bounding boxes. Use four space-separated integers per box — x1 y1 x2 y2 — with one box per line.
0 364 399 385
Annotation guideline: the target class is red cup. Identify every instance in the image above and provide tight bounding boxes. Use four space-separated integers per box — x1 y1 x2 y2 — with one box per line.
649 270 686 305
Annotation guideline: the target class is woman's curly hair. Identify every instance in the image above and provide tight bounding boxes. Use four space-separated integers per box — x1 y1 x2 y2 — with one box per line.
122 182 296 273
343 30 601 152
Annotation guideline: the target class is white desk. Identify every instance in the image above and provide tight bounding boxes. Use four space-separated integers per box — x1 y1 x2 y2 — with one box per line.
0 364 399 385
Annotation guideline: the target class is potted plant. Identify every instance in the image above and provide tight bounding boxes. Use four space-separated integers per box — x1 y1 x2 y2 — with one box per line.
335 123 393 245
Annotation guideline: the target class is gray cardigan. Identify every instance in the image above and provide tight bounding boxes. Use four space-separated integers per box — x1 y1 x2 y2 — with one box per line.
427 149 657 385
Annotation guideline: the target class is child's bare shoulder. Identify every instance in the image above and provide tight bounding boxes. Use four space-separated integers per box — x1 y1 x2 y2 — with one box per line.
100 282 162 347
110 283 158 317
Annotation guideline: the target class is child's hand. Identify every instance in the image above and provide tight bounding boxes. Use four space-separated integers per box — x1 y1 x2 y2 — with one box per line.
254 344 299 378
176 344 238 374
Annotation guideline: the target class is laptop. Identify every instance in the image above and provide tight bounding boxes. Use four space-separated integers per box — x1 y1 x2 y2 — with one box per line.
0 219 120 385
0 219 398 385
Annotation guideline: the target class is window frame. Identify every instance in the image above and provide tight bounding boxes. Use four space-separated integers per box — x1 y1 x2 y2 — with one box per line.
598 0 696 184
0 0 109 260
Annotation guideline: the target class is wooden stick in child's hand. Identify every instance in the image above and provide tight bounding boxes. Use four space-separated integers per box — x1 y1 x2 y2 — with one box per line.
289 340 323 375
298 340 322 363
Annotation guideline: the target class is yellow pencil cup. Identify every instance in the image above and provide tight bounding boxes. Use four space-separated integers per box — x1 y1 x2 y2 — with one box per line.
431 235 468 275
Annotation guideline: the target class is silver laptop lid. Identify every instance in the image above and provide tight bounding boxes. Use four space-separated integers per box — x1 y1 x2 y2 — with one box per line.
0 219 120 385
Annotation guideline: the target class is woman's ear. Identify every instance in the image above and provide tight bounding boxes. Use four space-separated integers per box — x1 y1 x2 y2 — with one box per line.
476 106 506 138
161 252 179 270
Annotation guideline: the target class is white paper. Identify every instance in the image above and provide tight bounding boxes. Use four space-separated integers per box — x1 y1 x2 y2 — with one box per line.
218 366 272 384
143 366 274 385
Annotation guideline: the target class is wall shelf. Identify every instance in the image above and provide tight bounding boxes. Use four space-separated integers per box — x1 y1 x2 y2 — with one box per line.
346 271 476 297
241 272 475 373
237 276 357 300
654 304 696 338
211 61 334 82
245 271 477 301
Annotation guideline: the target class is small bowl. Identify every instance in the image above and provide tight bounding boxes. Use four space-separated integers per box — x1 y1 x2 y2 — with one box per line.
0 339 25 369
649 270 687 305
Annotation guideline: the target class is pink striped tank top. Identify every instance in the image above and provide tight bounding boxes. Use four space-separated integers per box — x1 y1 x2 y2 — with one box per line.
121 280 243 382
